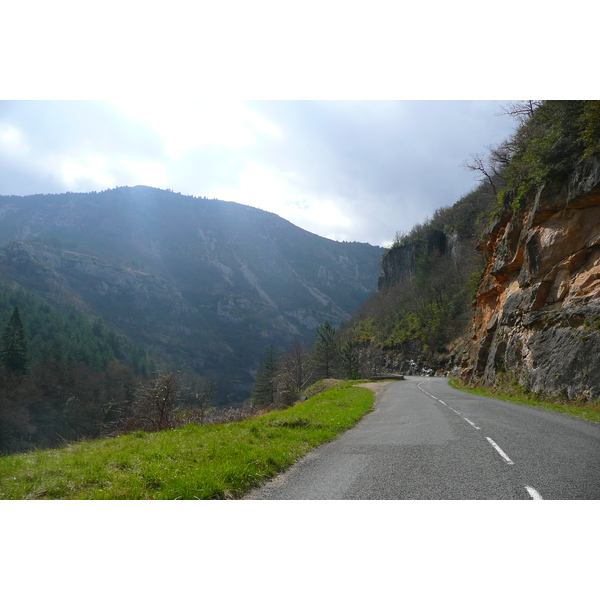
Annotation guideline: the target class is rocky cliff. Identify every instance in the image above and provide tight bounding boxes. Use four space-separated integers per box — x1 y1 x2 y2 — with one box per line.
378 229 447 290
461 156 600 400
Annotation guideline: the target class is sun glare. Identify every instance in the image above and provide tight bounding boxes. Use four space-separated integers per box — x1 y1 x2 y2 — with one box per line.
0 123 29 157
61 157 115 189
108 100 280 159
120 158 167 189
210 162 351 237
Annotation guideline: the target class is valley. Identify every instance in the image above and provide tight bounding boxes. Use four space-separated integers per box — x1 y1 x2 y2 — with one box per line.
0 186 383 403
1 100 599 467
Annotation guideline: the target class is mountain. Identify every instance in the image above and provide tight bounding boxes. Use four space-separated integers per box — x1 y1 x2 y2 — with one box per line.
0 186 383 402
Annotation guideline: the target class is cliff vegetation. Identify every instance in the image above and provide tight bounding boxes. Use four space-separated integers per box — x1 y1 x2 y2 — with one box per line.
334 101 600 406
461 101 600 402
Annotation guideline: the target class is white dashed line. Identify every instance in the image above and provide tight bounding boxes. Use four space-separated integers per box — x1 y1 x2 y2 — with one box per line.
417 382 541 500
525 486 543 500
419 383 463 415
486 437 514 465
418 383 516 469
417 383 438 400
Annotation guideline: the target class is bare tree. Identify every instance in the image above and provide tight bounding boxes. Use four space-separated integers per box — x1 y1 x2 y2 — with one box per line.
279 340 314 392
196 379 215 425
462 153 498 195
462 102 544 197
126 371 180 432
497 100 542 126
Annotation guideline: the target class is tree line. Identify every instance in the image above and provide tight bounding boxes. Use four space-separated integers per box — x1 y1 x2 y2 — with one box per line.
463 100 600 212
250 321 387 408
0 291 143 453
0 292 258 454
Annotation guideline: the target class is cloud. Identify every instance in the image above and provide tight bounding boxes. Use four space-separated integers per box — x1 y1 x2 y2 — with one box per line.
61 157 115 190
0 100 518 246
211 161 352 241
108 100 281 159
0 123 30 157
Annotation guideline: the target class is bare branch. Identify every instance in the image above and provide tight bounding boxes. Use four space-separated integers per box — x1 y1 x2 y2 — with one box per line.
497 100 542 125
462 153 497 195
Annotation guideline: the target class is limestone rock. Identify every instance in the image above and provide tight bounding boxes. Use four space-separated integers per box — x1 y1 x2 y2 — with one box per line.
462 156 600 400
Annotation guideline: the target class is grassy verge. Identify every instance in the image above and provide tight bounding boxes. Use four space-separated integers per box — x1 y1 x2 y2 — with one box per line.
0 381 375 500
449 378 600 424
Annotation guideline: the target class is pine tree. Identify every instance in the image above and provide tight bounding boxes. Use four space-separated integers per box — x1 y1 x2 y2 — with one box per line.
341 339 361 380
312 321 339 379
1 307 30 374
251 345 279 407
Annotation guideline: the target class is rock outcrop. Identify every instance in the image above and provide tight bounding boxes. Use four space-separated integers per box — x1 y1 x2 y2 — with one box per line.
461 156 600 400
378 229 447 290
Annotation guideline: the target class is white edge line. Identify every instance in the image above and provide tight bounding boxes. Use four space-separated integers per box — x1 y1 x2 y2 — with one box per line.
464 418 480 430
486 437 514 465
525 486 543 500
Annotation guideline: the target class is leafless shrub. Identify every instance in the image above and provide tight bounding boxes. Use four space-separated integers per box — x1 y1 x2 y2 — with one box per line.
275 372 302 407
123 371 180 432
357 346 386 378
171 403 264 427
184 378 215 425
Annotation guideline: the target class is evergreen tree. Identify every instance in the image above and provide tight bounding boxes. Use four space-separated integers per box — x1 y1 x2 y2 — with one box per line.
251 345 279 407
1 307 30 374
312 321 339 379
340 338 361 380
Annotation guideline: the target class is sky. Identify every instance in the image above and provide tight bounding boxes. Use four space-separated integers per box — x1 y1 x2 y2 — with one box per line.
0 99 519 247
1 4 594 250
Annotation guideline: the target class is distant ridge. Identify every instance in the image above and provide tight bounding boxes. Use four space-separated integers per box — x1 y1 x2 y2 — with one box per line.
0 185 383 402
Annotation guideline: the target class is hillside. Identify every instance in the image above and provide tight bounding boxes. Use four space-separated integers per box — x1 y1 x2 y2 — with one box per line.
0 186 383 402
461 154 600 399
344 180 496 374
345 100 600 403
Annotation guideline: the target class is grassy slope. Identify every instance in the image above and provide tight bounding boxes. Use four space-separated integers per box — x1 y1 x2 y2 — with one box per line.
0 382 375 500
449 379 600 423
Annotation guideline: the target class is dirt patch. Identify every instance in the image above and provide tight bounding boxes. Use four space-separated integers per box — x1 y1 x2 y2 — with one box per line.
354 380 395 399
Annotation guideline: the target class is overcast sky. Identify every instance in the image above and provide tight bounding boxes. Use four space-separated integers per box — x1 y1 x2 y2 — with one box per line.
0 100 519 247
1 4 592 250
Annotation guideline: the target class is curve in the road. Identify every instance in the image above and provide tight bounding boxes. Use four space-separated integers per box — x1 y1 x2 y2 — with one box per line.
245 377 600 500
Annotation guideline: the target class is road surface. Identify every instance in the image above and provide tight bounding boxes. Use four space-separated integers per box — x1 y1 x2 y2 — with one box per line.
245 376 600 499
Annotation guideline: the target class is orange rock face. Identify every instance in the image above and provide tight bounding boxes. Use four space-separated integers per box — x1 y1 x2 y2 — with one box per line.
462 157 600 400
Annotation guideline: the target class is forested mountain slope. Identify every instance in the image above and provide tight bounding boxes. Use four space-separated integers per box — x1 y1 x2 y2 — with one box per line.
344 179 496 374
0 186 383 402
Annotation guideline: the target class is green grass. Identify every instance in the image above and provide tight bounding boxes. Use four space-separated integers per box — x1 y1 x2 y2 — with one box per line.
0 381 375 500
449 378 600 424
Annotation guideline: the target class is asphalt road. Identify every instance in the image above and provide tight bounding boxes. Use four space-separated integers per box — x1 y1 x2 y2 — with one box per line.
244 376 600 499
